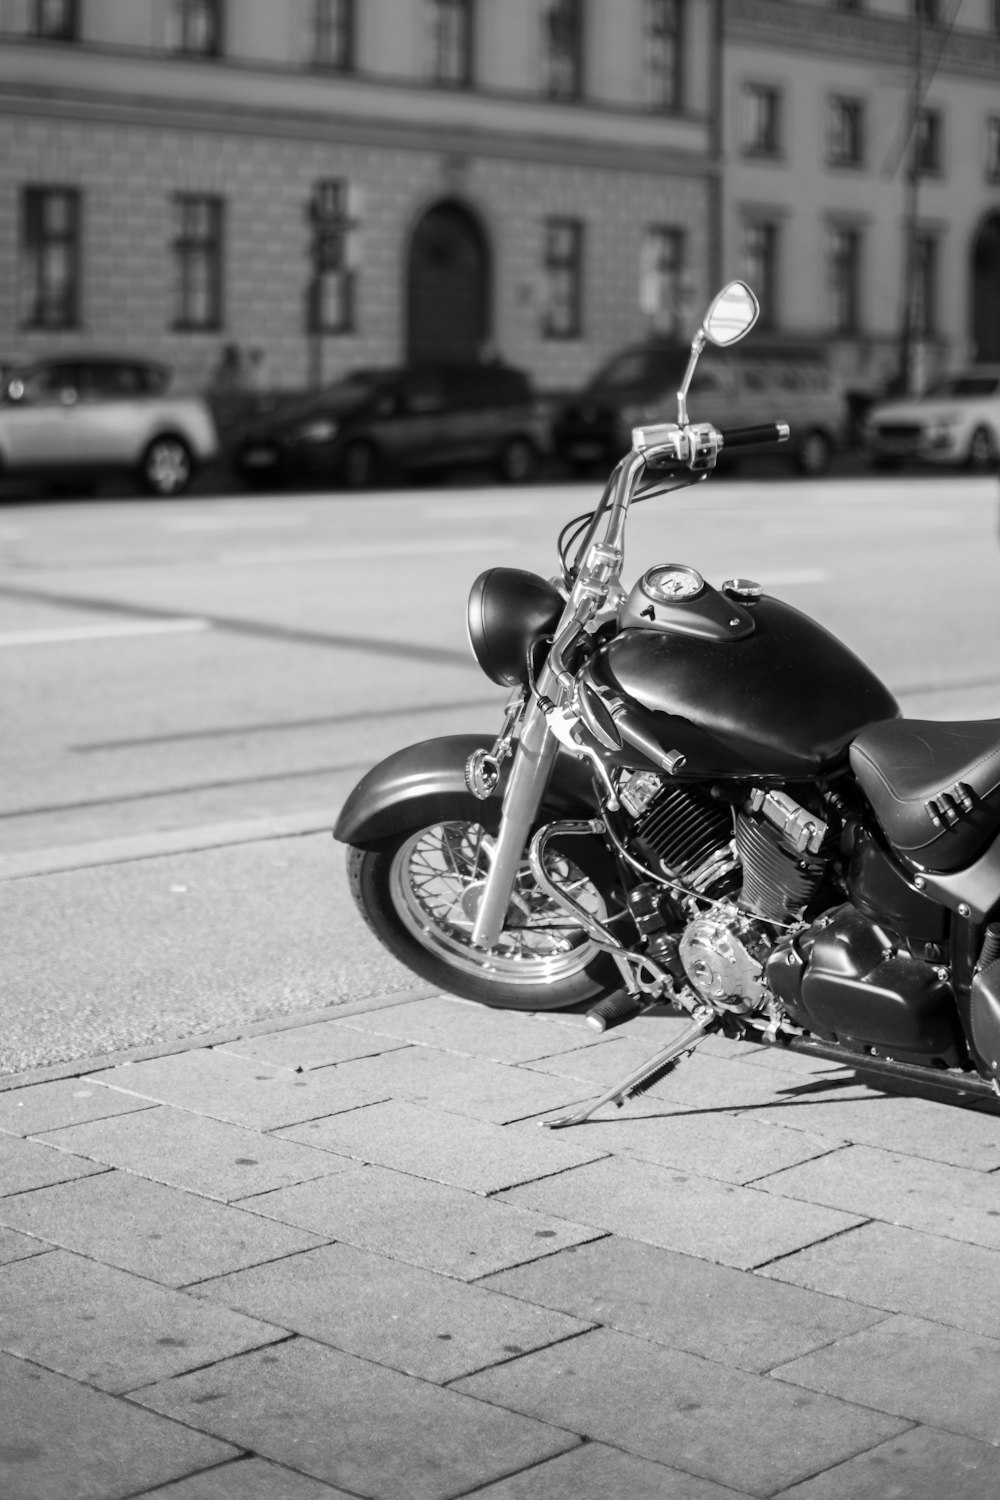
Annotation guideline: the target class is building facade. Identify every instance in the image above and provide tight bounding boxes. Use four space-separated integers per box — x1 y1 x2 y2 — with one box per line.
724 0 1000 389
0 0 721 393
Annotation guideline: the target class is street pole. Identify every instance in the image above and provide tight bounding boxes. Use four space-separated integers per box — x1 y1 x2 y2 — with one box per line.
898 10 924 396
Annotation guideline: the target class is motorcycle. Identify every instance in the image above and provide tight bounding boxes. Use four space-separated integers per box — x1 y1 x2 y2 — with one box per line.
333 281 1000 1128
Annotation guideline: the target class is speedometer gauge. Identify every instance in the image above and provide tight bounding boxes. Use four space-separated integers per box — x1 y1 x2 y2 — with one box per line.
641 564 704 602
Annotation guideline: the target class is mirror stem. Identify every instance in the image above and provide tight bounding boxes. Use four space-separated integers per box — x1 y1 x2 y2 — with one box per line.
676 329 706 426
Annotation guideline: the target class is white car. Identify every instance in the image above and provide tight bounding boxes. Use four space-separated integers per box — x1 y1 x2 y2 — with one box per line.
0 355 219 496
862 367 1000 473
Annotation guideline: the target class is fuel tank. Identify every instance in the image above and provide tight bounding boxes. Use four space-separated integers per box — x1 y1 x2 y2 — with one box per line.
584 594 899 779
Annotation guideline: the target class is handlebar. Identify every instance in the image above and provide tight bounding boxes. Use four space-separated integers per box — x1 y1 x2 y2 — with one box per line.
719 422 790 450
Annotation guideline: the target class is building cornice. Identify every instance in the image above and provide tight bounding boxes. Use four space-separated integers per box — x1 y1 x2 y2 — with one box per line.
725 0 1000 79
0 81 717 178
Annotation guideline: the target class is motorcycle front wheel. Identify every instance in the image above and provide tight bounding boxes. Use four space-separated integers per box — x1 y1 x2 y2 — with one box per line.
346 813 623 1011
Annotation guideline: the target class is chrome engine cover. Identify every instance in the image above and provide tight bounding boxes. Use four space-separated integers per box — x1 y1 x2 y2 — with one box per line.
679 912 766 1012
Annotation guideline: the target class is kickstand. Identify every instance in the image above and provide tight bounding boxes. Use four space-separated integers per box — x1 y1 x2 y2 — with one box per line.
542 1015 716 1129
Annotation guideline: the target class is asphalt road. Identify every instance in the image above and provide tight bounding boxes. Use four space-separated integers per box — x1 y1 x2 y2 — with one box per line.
3 469 1000 1073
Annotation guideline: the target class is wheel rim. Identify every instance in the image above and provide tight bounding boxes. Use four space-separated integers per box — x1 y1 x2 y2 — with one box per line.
389 821 606 985
146 440 190 495
503 441 533 481
969 428 996 471
800 433 830 474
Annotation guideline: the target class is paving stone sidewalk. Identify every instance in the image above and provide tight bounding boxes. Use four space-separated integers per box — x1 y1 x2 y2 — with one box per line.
3 987 1000 1499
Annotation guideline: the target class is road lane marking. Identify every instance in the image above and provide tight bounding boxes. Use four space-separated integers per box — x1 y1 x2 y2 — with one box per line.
0 618 211 647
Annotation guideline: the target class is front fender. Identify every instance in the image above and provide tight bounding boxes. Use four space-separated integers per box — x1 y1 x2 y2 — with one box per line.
333 732 600 848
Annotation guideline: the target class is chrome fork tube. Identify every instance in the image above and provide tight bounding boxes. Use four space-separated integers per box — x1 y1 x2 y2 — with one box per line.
469 682 562 951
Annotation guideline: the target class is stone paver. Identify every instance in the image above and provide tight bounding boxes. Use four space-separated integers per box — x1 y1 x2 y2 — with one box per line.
277 1097 608 1194
0 1131 105 1196
0 1351 238 1500
136 1458 359 1498
89 1049 391 1130
314 1045 590 1125
524 1099 838 1185
0 1076 155 1136
132 1336 579 1500
452 1325 907 1497
0 1170 327 1287
37 1104 351 1202
0 1249 284 1393
335 995 598 1063
194 1242 591 1382
483 1236 886 1373
757 1140 1000 1250
748 1088 1000 1170
213 1020 409 1072
469 1441 752 1499
0 1223 52 1265
772 1314 1000 1444
774 1425 1000 1499
239 1161 605 1279
498 1154 863 1270
762 1220 1000 1339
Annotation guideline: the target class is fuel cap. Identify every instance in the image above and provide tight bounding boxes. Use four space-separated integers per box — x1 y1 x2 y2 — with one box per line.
722 577 763 600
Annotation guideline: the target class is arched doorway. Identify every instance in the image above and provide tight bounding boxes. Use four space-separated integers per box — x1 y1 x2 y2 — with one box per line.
972 214 1000 362
406 200 491 364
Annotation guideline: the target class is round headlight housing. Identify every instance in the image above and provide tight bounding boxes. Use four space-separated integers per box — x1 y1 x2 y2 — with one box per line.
467 568 565 687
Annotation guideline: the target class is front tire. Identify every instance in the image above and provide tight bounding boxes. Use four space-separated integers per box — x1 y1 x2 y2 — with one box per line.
141 435 194 497
793 429 833 477
496 436 540 484
347 814 622 1011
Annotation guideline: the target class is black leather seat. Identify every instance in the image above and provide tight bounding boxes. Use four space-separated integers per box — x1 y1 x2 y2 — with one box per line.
850 719 1000 872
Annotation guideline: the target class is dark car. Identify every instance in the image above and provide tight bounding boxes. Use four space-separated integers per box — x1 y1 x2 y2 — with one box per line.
232 362 549 490
553 337 846 477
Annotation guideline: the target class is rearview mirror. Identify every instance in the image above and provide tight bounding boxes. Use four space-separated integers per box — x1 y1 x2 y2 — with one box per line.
703 281 760 348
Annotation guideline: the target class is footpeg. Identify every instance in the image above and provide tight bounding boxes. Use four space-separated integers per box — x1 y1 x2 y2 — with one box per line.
542 1014 716 1128
585 992 647 1033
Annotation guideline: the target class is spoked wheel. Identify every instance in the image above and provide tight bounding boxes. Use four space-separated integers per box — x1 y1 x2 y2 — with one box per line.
141 436 193 497
347 816 622 1010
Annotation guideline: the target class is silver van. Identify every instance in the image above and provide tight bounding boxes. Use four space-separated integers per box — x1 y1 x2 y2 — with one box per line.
553 338 846 476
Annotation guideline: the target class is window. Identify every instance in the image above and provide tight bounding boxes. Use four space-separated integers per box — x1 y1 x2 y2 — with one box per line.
993 0 1000 36
543 218 583 338
827 96 865 167
428 0 472 86
21 187 81 329
644 0 681 112
915 0 940 21
308 179 357 334
740 220 779 327
911 233 938 339
543 0 583 100
640 226 685 334
742 84 781 157
170 0 222 57
313 0 354 70
32 0 78 39
827 224 861 333
171 194 223 329
832 0 863 10
914 107 943 176
988 118 1000 182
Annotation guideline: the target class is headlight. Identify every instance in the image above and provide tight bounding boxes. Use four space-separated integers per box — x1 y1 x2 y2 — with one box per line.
467 568 564 687
293 419 338 443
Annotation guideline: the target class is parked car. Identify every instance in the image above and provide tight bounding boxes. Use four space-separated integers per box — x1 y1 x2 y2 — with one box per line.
552 337 846 476
231 362 548 490
0 356 219 496
860 367 1000 472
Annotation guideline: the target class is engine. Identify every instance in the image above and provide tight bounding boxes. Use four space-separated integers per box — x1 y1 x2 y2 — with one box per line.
623 773 832 1015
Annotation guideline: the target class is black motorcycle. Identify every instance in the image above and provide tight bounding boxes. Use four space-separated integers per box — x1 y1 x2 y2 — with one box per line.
334 281 1000 1127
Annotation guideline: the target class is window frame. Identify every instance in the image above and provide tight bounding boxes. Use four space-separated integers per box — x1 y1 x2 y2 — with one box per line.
639 224 686 335
542 217 584 340
827 95 865 169
171 193 225 332
307 178 357 336
21 185 82 331
427 0 473 88
826 221 863 334
741 82 782 159
988 116 1000 183
910 230 939 340
542 0 584 102
739 218 780 329
170 0 224 59
313 0 354 71
643 0 682 113
32 0 79 40
914 106 943 177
